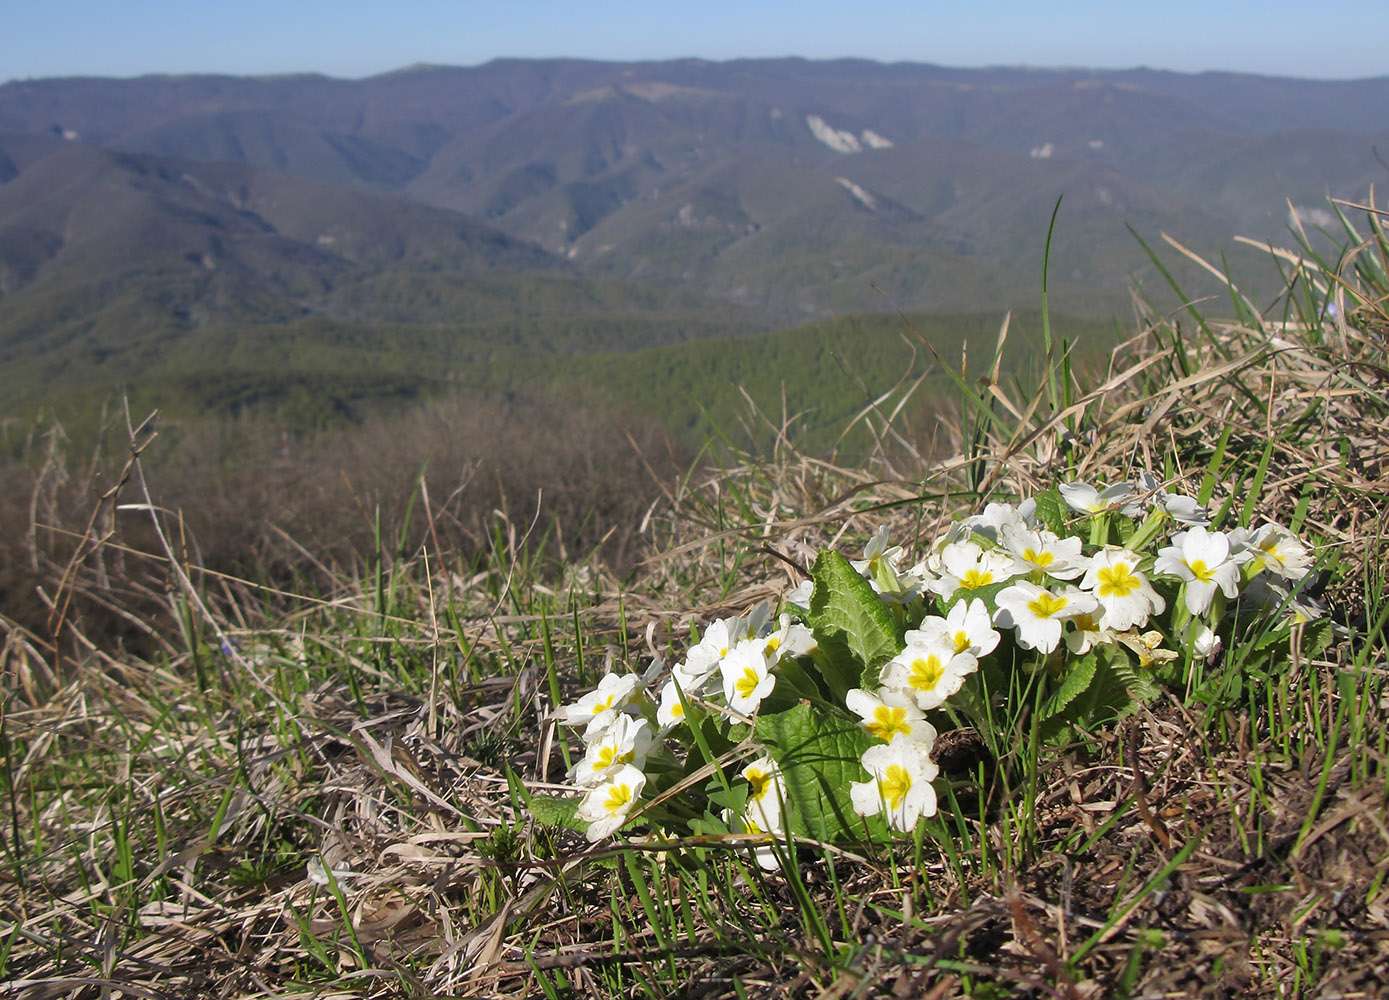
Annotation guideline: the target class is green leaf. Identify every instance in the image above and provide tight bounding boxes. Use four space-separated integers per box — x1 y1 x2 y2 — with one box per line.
1040 651 1098 720
1253 623 1294 653
941 671 996 739
1300 618 1336 658
1113 658 1162 705
772 654 832 704
527 794 583 832
1030 490 1070 535
688 811 731 837
755 703 881 841
807 549 902 696
1041 648 1153 743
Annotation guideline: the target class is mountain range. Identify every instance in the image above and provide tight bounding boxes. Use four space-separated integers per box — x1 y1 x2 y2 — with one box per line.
2 58 1386 427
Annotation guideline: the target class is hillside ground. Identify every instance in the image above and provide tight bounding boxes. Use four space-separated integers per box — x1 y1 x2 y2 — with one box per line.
1 218 1387 998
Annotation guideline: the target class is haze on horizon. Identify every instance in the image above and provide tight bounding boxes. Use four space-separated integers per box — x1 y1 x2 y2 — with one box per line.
3 0 1386 84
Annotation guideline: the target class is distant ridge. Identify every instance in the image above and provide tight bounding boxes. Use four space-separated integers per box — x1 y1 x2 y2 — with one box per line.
1 58 1386 423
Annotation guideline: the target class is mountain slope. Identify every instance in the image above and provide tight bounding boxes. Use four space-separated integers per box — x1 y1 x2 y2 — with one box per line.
0 141 770 424
3 58 1387 426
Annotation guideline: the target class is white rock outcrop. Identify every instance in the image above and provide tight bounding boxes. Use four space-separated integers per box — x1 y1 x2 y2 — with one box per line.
807 115 862 153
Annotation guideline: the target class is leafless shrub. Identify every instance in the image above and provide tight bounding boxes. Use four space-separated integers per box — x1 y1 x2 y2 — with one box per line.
0 386 687 662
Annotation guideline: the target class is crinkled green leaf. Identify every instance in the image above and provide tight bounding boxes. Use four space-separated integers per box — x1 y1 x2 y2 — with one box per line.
755 703 880 841
1030 490 1069 536
1040 650 1098 721
1040 648 1145 744
526 794 583 832
807 549 901 696
1300 618 1336 658
1113 657 1162 705
1253 623 1294 653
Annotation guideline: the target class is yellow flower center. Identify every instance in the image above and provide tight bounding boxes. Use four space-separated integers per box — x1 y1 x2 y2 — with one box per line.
735 667 761 699
764 636 782 657
882 765 912 809
1187 558 1214 582
746 767 772 800
603 783 634 815
909 655 945 692
1024 547 1054 568
1026 591 1069 619
960 569 993 589
867 705 911 742
596 745 617 769
669 700 685 719
952 630 971 653
1096 563 1140 599
593 694 615 715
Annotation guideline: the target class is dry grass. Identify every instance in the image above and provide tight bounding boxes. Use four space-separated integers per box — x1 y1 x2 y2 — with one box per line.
1 387 685 666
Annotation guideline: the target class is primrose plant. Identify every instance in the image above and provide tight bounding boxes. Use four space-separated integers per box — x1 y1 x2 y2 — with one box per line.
543 474 1329 863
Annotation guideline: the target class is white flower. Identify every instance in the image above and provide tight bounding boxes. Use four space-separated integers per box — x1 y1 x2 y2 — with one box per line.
306 857 361 887
570 715 654 787
739 755 787 833
908 599 1000 657
1079 547 1165 632
656 678 691 727
927 540 1022 599
722 812 785 871
962 501 1034 542
722 803 785 871
717 754 789 871
674 616 737 693
719 639 776 716
851 525 904 581
849 735 940 832
845 688 937 746
1059 480 1143 517
576 764 647 841
785 579 815 607
998 523 1086 580
1063 611 1117 655
1138 470 1210 526
875 577 927 606
994 581 1099 654
559 672 641 730
1245 523 1314 581
1159 494 1210 526
1191 625 1222 660
917 521 972 578
879 637 978 711
1154 526 1241 615
1240 573 1328 624
761 614 817 663
736 602 774 643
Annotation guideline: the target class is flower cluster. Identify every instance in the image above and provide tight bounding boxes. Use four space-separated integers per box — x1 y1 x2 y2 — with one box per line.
550 473 1323 856
558 606 813 846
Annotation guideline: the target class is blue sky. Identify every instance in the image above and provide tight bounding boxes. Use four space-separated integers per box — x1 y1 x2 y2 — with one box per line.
3 0 1384 82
